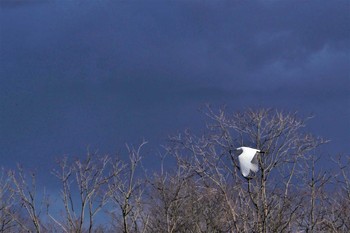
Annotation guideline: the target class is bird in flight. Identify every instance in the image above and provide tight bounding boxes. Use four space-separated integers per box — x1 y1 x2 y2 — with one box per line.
236 147 265 177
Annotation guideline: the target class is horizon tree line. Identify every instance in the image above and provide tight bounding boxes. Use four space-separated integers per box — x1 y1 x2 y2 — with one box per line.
0 107 349 233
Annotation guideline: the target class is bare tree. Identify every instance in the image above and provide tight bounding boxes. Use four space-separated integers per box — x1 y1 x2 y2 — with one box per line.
146 151 233 233
8 166 46 233
166 129 245 232
107 141 148 233
146 153 193 233
337 154 350 231
0 168 17 232
50 152 115 233
295 154 332 232
0 106 347 233
324 154 350 232
163 107 328 233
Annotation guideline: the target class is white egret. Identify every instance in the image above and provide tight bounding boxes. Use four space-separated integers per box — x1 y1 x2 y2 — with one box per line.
236 147 265 177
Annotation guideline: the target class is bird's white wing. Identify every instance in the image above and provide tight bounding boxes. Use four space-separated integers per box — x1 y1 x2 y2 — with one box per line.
238 155 251 177
238 148 259 177
250 154 259 172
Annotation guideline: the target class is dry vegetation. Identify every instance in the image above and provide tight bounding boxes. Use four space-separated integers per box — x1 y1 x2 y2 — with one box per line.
0 108 349 232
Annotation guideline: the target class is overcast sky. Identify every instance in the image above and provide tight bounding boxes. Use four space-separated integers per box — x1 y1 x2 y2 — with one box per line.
0 0 349 180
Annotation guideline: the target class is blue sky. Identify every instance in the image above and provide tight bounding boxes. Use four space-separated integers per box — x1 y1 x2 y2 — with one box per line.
0 0 349 182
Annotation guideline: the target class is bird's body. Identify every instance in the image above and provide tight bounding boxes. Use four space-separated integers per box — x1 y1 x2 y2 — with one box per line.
236 147 264 177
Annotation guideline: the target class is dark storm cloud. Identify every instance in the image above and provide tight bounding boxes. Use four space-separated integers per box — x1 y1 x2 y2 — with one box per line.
0 0 48 8
0 0 349 174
